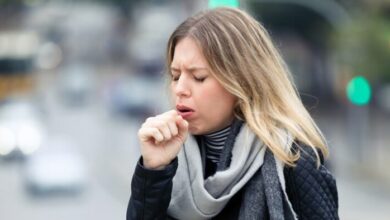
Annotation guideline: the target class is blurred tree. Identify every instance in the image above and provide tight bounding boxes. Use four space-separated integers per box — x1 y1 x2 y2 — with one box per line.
0 0 52 6
0 0 135 17
0 0 22 4
333 14 390 83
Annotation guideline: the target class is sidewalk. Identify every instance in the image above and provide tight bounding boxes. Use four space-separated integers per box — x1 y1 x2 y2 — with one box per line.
315 105 390 219
338 176 390 220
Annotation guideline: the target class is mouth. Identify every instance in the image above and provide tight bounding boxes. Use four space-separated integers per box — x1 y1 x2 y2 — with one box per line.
176 105 195 118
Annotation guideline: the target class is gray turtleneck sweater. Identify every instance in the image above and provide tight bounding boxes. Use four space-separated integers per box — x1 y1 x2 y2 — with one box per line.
202 125 231 178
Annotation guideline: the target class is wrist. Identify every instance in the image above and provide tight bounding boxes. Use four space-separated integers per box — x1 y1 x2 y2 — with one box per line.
142 158 170 170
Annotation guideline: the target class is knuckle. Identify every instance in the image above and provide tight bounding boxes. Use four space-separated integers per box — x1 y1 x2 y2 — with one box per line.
141 122 148 128
138 128 146 138
152 128 161 136
154 121 163 129
158 121 169 129
145 117 153 122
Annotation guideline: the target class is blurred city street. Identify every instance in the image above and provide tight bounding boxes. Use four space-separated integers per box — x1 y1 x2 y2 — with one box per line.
317 109 390 220
0 70 138 220
1 69 390 220
1 0 390 220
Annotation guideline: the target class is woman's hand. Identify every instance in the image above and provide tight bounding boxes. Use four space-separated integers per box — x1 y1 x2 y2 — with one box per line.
138 110 189 170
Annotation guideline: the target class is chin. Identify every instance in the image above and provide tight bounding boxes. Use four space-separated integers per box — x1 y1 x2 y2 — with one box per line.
188 125 204 135
188 128 200 135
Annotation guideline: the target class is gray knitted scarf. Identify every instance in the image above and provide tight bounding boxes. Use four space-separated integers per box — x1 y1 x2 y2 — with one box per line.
167 122 298 220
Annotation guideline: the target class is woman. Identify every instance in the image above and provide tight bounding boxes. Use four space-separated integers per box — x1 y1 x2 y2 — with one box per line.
127 7 338 220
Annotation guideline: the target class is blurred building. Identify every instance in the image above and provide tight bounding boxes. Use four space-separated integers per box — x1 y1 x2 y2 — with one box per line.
245 0 350 106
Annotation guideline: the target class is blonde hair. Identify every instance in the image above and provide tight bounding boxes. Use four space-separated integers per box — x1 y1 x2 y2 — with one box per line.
166 7 328 166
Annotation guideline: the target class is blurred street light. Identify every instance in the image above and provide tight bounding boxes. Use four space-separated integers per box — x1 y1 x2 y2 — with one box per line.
209 0 239 8
346 76 372 106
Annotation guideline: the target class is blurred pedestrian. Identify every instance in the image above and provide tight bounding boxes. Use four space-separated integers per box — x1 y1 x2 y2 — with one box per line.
127 7 338 220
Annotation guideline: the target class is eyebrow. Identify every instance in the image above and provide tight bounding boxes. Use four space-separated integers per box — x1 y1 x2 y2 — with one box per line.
170 66 208 72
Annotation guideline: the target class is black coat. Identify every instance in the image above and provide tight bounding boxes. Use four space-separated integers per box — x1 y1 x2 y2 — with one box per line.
126 143 339 220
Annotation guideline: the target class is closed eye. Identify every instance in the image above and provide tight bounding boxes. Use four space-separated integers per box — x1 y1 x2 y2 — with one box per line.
194 76 206 82
172 75 180 81
171 71 180 81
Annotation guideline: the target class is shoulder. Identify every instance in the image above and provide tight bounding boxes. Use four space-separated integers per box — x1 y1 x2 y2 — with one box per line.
284 142 336 190
284 142 339 219
292 142 324 166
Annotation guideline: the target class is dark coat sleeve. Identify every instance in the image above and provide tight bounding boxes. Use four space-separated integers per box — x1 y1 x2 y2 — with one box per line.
284 144 339 220
126 157 178 220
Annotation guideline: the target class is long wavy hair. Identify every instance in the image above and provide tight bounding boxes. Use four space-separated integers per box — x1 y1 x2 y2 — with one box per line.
165 7 328 166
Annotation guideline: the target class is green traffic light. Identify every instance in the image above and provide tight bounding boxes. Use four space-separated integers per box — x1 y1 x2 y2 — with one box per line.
208 0 239 8
346 76 372 106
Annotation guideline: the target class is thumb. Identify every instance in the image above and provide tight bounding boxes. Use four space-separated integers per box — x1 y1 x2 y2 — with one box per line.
176 115 189 138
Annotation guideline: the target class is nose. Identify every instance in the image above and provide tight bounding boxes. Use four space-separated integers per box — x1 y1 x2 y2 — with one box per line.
173 74 191 97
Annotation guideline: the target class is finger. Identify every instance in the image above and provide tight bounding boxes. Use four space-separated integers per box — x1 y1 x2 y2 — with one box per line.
157 122 172 140
143 111 175 127
160 112 179 137
144 116 154 123
142 112 178 140
145 119 173 140
167 121 178 137
176 115 189 136
138 127 164 143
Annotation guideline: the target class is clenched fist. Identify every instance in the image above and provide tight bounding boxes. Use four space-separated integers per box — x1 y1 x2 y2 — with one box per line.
138 110 189 170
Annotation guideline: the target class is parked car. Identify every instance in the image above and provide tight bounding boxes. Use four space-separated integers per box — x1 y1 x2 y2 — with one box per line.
0 99 46 158
105 75 167 119
58 64 95 107
24 136 87 195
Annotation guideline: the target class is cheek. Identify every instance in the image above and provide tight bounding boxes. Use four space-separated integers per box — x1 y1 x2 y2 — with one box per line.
196 87 215 108
197 84 235 113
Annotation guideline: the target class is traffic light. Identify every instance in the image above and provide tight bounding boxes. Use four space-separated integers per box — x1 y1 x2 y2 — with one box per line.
346 76 372 106
208 0 239 8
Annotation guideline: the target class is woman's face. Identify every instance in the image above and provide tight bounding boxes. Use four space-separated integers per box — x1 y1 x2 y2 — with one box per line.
170 37 236 135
